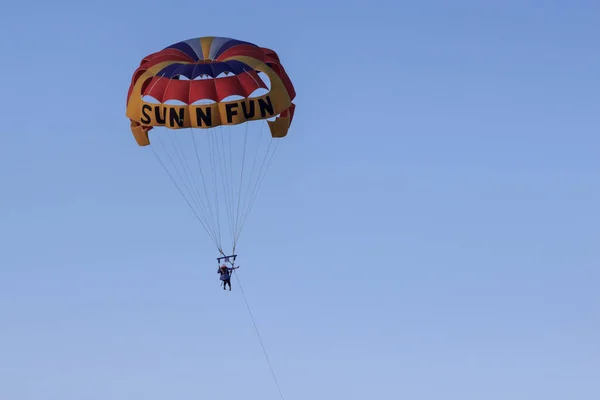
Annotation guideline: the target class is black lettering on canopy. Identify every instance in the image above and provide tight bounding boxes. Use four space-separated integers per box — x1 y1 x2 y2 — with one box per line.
169 107 185 128
154 106 167 124
258 96 274 118
241 101 255 119
195 107 212 127
225 103 239 123
141 104 152 124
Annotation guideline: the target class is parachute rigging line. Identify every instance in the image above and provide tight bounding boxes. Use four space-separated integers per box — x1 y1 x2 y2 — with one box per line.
147 97 282 260
148 116 279 256
151 143 224 254
234 270 286 400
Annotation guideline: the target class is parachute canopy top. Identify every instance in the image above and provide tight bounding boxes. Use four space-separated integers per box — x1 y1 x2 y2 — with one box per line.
126 36 297 146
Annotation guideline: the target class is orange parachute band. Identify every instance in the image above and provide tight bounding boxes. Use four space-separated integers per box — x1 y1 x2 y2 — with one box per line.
126 36 296 145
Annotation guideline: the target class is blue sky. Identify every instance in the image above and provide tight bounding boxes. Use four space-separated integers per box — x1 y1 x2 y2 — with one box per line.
1 0 599 399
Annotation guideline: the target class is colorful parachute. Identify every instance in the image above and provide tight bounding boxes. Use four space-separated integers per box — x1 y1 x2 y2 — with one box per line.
126 36 297 255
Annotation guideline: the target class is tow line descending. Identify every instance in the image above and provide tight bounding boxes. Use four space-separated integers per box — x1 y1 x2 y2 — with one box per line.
234 270 285 400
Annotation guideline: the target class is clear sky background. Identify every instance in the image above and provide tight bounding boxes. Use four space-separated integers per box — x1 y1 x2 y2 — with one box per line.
0 1 599 399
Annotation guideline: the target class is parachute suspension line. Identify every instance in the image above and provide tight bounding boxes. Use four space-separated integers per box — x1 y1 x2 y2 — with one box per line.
235 130 280 245
191 128 222 246
224 125 236 248
159 130 222 249
157 133 200 215
233 270 286 400
236 121 266 234
207 127 224 251
156 132 215 241
206 127 230 248
228 125 236 233
232 120 250 254
213 126 235 248
168 130 216 238
150 142 223 253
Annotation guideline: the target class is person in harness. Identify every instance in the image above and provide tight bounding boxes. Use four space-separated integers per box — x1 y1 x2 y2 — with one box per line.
218 264 239 291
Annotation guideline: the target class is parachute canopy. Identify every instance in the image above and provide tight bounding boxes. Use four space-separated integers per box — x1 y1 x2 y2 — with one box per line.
125 36 297 255
126 36 296 145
